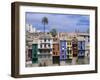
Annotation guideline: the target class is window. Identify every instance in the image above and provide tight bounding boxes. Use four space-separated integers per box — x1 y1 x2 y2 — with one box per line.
44 39 46 42
48 44 50 47
40 50 42 53
67 50 69 54
28 49 32 59
81 46 82 49
48 50 50 53
44 44 46 48
88 37 90 42
62 50 64 54
62 50 64 52
62 55 64 58
53 52 55 55
67 47 69 50
53 48 55 50
48 39 50 41
81 52 82 55
34 54 36 57
40 44 42 48
70 42 71 45
68 42 69 45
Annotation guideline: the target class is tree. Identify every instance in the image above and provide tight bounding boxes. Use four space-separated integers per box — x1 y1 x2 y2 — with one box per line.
42 17 48 33
87 28 89 33
50 28 57 37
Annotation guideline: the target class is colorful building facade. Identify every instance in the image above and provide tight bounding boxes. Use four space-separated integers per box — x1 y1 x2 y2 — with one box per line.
72 37 78 57
66 37 73 59
32 44 38 63
77 33 90 57
78 40 85 58
26 31 40 65
52 37 60 64
38 34 52 66
60 40 66 61
26 31 90 66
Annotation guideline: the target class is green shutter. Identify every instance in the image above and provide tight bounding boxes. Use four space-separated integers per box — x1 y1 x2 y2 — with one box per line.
32 44 38 63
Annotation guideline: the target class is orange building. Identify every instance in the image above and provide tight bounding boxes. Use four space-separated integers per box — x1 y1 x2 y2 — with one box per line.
52 37 60 64
53 44 59 56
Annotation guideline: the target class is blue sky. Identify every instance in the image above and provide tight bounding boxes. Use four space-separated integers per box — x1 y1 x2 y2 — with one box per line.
25 12 89 33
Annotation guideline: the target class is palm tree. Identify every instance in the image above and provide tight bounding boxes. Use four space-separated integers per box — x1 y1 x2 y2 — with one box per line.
42 17 48 33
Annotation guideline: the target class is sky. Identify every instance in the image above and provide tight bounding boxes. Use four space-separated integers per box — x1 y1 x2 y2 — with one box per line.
25 12 90 33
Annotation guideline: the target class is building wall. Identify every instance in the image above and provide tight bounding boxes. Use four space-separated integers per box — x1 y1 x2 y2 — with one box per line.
52 44 59 56
66 40 73 59
38 55 52 66
77 33 89 57
26 31 90 65
38 35 53 66
38 37 52 54
78 41 85 58
32 44 38 63
72 37 78 57
60 40 66 61
59 32 67 40
85 42 90 57
26 46 32 62
52 43 60 64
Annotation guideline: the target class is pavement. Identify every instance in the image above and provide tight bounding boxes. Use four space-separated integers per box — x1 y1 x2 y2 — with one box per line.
26 56 90 67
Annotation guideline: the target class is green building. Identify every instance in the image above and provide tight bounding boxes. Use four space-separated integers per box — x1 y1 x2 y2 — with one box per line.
32 44 38 63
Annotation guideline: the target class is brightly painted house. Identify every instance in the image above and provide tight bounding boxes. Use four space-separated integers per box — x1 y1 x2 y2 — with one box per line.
52 36 60 64
60 40 66 61
77 33 90 57
72 37 78 57
32 44 38 63
78 40 85 58
66 36 73 59
38 33 53 66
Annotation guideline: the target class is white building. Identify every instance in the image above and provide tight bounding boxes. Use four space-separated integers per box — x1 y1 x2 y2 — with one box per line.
38 33 53 66
26 24 41 33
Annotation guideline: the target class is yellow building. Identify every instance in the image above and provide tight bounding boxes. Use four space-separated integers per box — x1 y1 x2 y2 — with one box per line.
66 36 73 59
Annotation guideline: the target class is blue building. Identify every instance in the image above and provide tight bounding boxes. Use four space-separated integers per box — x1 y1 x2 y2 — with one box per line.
78 40 85 58
60 40 67 61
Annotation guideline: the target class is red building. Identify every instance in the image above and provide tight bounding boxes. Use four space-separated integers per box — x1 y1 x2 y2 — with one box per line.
72 37 78 57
